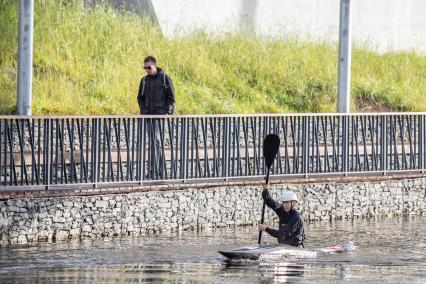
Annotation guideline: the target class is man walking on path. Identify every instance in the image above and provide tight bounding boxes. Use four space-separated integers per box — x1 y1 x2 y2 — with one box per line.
137 56 175 179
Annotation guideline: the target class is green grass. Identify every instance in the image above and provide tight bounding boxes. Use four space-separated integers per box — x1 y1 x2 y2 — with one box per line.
1 1 426 115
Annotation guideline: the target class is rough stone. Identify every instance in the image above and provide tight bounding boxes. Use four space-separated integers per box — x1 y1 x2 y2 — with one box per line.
1 178 425 245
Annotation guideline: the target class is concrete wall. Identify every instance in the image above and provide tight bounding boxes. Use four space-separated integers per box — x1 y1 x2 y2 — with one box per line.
1 178 425 245
150 0 426 53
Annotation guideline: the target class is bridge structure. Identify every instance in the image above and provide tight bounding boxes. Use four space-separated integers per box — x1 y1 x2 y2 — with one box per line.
0 112 425 193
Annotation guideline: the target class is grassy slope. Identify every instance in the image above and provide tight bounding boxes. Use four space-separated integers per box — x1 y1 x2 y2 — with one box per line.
1 1 426 115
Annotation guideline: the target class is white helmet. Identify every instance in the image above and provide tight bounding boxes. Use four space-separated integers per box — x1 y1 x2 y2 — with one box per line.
280 191 298 202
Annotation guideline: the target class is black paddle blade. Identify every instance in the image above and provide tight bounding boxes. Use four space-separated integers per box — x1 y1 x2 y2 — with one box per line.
263 134 280 169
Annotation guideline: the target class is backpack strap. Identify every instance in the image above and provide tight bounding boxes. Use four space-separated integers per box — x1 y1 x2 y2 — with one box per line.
162 73 168 93
141 77 146 96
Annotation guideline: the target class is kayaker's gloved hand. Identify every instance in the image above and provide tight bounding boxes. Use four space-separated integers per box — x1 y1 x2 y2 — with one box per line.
262 184 270 191
258 224 267 231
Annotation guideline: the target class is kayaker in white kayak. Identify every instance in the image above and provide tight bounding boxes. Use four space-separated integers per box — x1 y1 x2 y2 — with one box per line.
258 184 305 247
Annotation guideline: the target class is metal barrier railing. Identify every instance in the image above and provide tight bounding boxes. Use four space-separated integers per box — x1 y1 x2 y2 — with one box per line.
0 113 425 190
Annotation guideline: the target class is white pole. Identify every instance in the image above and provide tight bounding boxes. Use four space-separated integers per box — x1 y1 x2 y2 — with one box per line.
337 0 352 113
17 0 34 115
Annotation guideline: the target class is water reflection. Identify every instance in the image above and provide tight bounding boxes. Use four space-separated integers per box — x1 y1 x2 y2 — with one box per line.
0 216 425 282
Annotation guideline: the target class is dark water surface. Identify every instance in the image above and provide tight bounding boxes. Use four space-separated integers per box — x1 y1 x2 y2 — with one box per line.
1 216 426 283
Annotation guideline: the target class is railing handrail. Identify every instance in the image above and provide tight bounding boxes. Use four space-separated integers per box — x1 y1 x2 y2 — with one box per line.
1 112 426 120
1 112 425 190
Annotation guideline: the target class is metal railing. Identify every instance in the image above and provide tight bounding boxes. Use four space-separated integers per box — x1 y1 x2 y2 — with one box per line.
0 113 425 190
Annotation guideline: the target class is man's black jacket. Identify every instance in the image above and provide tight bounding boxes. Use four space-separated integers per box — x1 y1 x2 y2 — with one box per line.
262 190 305 247
137 67 175 115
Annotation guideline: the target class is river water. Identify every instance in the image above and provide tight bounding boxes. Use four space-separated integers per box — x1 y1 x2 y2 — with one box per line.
1 216 425 283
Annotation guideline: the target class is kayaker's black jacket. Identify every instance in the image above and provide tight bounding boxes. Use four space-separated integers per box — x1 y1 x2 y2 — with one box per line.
262 190 305 247
137 68 175 115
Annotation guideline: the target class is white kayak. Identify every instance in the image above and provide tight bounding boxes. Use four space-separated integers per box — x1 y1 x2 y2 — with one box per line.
218 241 355 261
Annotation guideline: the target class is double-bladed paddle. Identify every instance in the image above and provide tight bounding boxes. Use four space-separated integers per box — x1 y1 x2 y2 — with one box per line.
258 133 280 244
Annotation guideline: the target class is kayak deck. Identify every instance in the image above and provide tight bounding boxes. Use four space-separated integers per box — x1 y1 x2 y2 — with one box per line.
218 244 317 261
218 241 354 261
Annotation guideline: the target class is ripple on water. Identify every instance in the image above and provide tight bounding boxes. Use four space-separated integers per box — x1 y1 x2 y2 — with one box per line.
0 216 426 283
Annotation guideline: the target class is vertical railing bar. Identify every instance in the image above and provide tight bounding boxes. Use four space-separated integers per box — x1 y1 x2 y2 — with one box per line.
48 119 53 187
201 118 209 178
186 118 190 179
304 116 310 176
392 116 399 170
242 117 249 176
27 119 37 184
72 119 78 182
7 120 17 186
4 120 8 186
251 117 259 174
180 118 185 179
114 118 123 181
360 116 368 171
231 117 235 176
77 119 87 183
409 115 416 169
131 118 136 180
217 117 221 177
289 117 296 173
350 116 354 172
106 119 113 181
355 116 362 171
382 115 388 174
274 117 282 174
53 119 58 184
167 117 173 180
222 117 227 178
15 119 25 185
420 114 425 172
311 116 316 173
174 118 179 179
313 116 320 173
282 117 290 174
0 119 2 185
90 119 95 184
69 119 78 183
157 119 166 180
59 119 66 184
399 115 408 170
135 117 140 181
123 118 130 180
42 119 47 186
194 118 202 178
179 118 183 179
376 115 380 171
236 117 243 177
101 118 106 182
411 115 416 169
209 118 215 177
370 115 377 170
320 116 329 172
190 118 194 178
97 118 102 185
297 116 303 173
336 116 340 172
36 119 41 185
85 118 90 184
259 116 264 175
141 117 147 181
329 116 337 172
